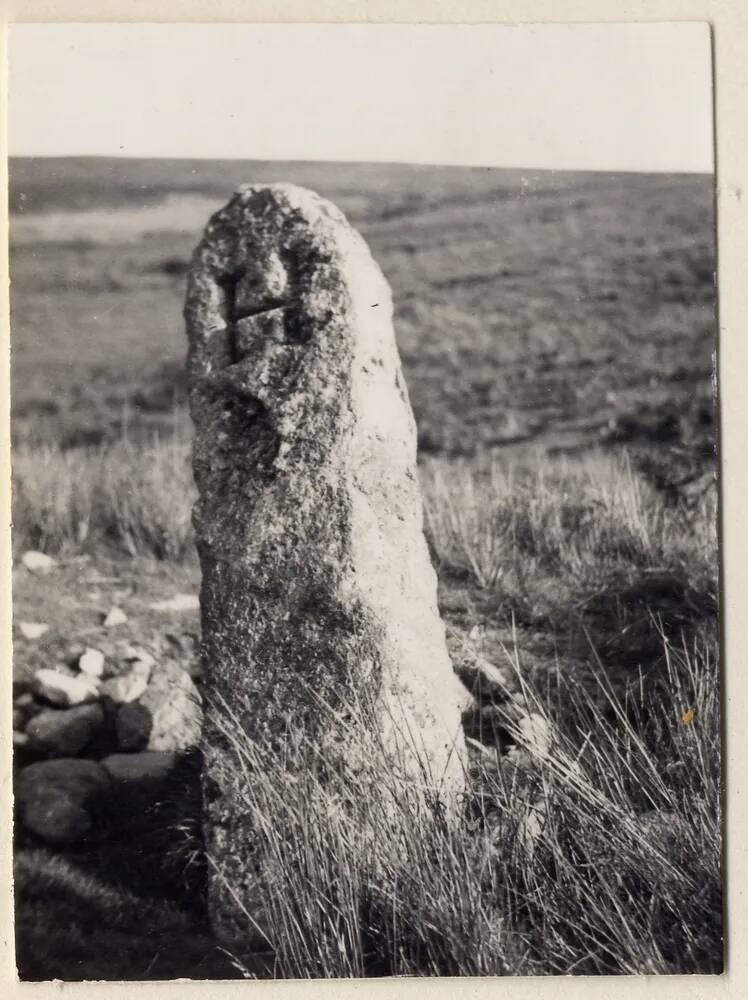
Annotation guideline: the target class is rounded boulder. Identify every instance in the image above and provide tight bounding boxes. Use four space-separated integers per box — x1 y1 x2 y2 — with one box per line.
15 759 112 845
26 703 105 758
115 701 152 752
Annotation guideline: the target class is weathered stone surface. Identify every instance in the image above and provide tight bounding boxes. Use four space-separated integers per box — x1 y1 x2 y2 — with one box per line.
15 759 111 845
21 551 57 575
13 693 42 730
120 644 156 676
100 670 149 704
78 647 106 678
139 662 203 752
101 751 184 818
149 593 200 613
185 183 466 944
33 668 100 707
18 621 49 640
26 703 104 757
103 607 128 628
102 751 180 790
115 702 152 752
163 631 202 679
451 649 512 703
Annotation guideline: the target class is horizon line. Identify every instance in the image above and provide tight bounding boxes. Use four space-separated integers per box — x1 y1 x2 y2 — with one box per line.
7 153 715 178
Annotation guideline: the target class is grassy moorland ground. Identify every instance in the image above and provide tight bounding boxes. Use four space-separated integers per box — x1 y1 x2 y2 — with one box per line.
12 442 720 978
9 157 720 979
10 157 714 456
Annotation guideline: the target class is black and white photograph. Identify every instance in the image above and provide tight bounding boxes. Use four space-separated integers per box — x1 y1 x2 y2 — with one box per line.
7 20 721 980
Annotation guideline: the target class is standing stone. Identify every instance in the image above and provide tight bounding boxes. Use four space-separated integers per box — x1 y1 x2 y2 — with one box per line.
185 183 466 944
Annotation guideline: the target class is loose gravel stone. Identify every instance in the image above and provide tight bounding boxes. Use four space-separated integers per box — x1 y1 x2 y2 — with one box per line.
33 669 101 707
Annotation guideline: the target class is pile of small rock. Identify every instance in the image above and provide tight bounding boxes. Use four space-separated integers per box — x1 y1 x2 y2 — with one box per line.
450 639 550 760
14 624 203 847
14 548 552 857
449 634 554 853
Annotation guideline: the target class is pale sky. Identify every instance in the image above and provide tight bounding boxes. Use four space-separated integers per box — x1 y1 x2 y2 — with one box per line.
8 22 714 172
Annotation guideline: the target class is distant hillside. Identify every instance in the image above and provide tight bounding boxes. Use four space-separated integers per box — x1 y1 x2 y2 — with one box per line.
9 155 708 219
9 157 716 460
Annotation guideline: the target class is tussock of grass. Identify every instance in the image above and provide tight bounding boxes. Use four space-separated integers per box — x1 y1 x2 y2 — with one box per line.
421 450 717 624
207 629 720 978
12 431 195 561
208 685 526 978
